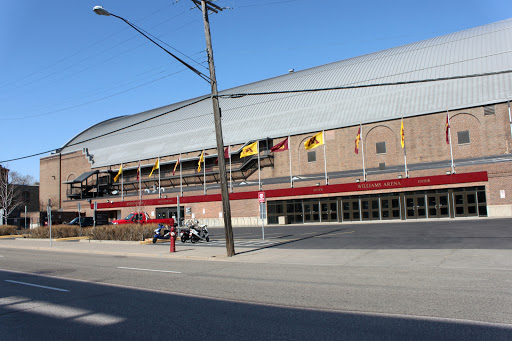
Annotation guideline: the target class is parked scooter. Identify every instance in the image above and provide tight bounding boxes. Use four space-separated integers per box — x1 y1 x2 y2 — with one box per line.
179 220 196 243
179 226 190 243
189 224 209 243
152 223 170 243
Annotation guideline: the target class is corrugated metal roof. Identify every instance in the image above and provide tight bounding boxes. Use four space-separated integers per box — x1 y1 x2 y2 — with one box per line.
59 19 512 168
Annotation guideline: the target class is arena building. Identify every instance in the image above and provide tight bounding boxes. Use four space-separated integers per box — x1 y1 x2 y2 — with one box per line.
40 18 512 226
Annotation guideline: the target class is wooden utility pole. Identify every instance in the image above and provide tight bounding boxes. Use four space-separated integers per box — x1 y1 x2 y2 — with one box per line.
199 0 235 257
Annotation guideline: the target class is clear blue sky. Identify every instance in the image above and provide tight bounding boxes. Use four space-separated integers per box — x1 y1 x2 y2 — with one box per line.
1 0 511 181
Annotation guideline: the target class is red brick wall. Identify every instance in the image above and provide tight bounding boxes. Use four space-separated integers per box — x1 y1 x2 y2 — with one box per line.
40 102 512 220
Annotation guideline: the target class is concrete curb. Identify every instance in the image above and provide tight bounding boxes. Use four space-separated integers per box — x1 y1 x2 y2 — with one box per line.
0 235 23 239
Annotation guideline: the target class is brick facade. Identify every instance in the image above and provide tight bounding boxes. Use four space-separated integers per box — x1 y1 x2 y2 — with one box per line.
40 102 512 225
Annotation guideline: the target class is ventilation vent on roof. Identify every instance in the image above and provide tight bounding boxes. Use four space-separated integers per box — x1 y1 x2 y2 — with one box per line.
484 105 495 116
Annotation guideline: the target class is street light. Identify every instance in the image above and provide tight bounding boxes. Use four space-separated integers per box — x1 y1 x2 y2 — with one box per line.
92 6 110 16
93 3 236 257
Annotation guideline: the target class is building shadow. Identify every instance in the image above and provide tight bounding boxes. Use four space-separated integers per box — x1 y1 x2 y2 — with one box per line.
1 270 510 340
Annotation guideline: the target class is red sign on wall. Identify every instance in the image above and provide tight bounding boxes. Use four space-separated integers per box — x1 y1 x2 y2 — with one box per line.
258 192 266 203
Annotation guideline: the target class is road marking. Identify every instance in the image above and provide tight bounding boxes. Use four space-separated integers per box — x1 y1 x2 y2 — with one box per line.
322 230 355 236
5 280 69 292
117 266 181 274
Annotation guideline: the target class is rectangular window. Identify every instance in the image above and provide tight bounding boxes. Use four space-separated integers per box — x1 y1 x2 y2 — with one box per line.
376 142 386 154
307 151 316 163
457 131 470 145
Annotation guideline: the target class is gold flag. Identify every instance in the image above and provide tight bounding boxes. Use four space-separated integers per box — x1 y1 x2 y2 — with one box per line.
149 158 160 177
114 164 123 182
197 151 204 172
400 118 405 149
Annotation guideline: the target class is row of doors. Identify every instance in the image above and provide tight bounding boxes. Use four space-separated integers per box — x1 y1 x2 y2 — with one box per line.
298 189 486 223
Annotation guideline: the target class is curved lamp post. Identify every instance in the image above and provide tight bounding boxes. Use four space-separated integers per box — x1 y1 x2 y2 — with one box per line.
93 4 235 257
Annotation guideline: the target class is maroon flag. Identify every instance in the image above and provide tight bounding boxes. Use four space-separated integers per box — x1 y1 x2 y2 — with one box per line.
270 137 289 153
173 157 180 176
215 147 230 164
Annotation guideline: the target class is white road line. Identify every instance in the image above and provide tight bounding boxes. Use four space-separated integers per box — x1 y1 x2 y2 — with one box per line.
117 267 181 274
5 280 69 292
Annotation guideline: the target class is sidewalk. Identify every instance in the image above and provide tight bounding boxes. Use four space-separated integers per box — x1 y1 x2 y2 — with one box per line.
1 236 512 270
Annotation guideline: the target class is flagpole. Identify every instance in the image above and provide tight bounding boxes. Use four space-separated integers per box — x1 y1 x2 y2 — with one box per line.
322 131 328 185
158 157 161 199
361 123 366 181
138 160 141 207
402 117 409 178
179 153 183 197
508 101 512 142
121 163 124 201
203 150 206 195
257 142 261 190
229 145 232 193
447 111 455 174
289 135 293 188
404 145 409 178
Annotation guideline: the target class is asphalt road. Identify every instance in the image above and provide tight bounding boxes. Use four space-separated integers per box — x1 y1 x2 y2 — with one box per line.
1 218 512 340
205 218 512 249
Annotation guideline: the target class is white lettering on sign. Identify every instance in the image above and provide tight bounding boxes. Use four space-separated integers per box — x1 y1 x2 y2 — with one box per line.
258 192 265 203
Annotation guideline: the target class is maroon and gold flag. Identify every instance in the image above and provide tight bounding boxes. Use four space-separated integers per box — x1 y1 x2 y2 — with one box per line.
355 126 361 154
270 137 289 153
172 157 180 176
215 147 230 164
445 115 450 145
304 132 324 150
241 142 258 158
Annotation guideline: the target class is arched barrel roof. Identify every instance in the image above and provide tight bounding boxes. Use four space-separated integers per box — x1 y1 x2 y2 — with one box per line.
60 19 512 168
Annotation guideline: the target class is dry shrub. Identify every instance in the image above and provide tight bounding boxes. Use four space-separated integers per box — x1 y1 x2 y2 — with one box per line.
29 225 87 239
0 225 19 236
88 224 157 241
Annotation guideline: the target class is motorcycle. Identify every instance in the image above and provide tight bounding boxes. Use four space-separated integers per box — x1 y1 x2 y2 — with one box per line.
179 226 191 243
179 220 196 243
189 224 209 243
152 223 171 243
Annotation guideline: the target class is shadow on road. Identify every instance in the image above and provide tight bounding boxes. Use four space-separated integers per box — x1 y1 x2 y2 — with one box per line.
1 270 510 340
210 218 512 252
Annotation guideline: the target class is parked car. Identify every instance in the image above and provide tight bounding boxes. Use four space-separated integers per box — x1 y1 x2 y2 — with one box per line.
111 212 175 226
67 217 94 227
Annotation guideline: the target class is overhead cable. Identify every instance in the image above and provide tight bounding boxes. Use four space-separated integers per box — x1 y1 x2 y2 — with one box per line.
218 69 512 98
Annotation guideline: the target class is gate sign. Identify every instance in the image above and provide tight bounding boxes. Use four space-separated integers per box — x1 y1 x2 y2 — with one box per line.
258 192 265 203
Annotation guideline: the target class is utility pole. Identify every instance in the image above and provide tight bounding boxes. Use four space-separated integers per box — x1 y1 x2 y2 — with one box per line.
93 2 236 256
197 0 235 256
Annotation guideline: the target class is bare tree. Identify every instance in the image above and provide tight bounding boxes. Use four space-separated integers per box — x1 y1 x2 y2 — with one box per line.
0 169 26 224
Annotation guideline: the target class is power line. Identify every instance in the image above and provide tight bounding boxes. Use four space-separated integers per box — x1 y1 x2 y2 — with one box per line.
235 0 301 8
0 68 190 120
219 69 512 98
0 49 207 120
2 69 511 163
0 96 211 163
0 4 194 96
